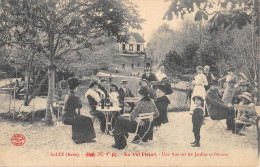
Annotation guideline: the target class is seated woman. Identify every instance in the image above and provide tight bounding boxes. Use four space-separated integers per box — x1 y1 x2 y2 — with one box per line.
111 85 159 150
85 81 106 133
235 92 256 133
153 83 172 126
62 77 96 144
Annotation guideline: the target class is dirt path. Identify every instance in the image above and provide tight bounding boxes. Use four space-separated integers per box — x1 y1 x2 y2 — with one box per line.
0 111 258 166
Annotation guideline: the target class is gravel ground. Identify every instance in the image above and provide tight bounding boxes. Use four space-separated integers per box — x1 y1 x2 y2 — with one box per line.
0 78 258 167
0 101 258 166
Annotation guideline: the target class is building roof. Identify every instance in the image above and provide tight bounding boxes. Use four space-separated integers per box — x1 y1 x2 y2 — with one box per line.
126 32 145 43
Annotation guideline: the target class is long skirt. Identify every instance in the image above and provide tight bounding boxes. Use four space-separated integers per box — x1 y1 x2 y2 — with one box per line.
63 115 96 143
222 86 235 105
190 85 206 112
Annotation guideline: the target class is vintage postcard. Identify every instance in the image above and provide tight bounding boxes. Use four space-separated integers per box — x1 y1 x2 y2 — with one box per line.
0 0 259 166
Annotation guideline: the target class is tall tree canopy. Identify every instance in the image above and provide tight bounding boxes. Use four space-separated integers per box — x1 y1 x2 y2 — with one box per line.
0 0 144 124
163 0 260 104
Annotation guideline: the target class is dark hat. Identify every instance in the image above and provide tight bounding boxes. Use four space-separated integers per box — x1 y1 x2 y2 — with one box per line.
89 80 99 88
192 95 204 103
196 66 204 71
68 77 81 90
121 80 128 84
138 85 150 96
100 78 107 83
139 79 149 86
155 84 173 95
110 83 118 91
238 80 250 86
227 67 234 72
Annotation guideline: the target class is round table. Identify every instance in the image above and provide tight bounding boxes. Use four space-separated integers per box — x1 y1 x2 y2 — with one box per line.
96 107 121 134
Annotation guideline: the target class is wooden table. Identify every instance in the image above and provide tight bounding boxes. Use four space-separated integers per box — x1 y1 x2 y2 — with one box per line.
96 106 121 134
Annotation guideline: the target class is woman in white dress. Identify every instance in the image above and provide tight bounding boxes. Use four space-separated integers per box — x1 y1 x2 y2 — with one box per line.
190 66 208 112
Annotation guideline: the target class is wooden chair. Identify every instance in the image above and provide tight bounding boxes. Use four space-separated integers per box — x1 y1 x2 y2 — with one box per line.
233 104 257 135
123 112 154 150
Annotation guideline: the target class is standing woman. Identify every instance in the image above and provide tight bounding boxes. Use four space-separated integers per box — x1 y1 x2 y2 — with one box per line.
62 78 96 144
190 66 208 112
218 67 239 105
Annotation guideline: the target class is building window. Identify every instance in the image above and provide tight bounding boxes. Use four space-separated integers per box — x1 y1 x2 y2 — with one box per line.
122 44 125 51
129 44 133 51
137 44 140 51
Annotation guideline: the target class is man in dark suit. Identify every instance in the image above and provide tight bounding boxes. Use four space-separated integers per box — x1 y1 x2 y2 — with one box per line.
141 66 158 83
204 65 216 117
118 80 134 114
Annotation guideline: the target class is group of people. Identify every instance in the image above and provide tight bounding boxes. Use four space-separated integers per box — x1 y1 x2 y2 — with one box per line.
61 63 257 149
189 65 257 147
62 64 173 149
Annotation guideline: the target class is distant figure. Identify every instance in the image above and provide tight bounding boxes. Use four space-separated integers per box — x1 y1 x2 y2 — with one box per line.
109 74 113 83
118 80 135 114
131 63 134 70
185 82 193 104
137 62 140 67
141 66 158 83
155 65 167 82
114 67 119 73
122 63 125 70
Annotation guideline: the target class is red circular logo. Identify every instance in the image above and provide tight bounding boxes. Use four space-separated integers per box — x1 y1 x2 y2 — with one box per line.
11 134 26 146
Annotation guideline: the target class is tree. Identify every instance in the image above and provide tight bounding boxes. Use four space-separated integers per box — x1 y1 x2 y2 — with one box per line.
0 0 144 124
164 0 260 104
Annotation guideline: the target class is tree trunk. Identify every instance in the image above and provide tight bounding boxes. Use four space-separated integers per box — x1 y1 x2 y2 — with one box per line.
45 31 56 125
254 0 260 105
24 54 34 106
28 73 48 102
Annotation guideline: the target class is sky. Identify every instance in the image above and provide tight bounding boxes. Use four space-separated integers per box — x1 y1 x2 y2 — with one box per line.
130 0 183 43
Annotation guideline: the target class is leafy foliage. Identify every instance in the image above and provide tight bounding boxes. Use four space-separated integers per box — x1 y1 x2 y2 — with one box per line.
163 0 259 35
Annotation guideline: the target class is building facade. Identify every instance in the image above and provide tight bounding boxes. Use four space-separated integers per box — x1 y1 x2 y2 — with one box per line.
118 32 145 55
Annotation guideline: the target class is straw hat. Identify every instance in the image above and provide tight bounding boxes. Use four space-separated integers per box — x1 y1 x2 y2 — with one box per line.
239 92 252 102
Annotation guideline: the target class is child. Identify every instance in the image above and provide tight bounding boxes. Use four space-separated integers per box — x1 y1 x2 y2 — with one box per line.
191 95 204 147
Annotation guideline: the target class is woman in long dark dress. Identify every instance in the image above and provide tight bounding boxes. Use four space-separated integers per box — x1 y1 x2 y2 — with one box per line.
62 78 96 144
153 83 172 126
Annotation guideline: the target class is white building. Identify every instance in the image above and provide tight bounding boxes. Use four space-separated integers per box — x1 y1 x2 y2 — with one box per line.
118 32 145 55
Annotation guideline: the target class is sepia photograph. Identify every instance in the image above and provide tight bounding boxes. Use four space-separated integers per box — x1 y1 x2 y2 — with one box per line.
0 0 259 166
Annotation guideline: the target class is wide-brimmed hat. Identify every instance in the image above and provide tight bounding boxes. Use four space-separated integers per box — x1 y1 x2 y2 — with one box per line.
139 79 149 86
238 80 250 86
68 77 81 90
138 85 150 96
89 80 99 88
100 78 108 83
155 84 173 95
110 83 118 91
121 80 128 84
192 95 204 103
196 66 204 71
239 92 252 102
